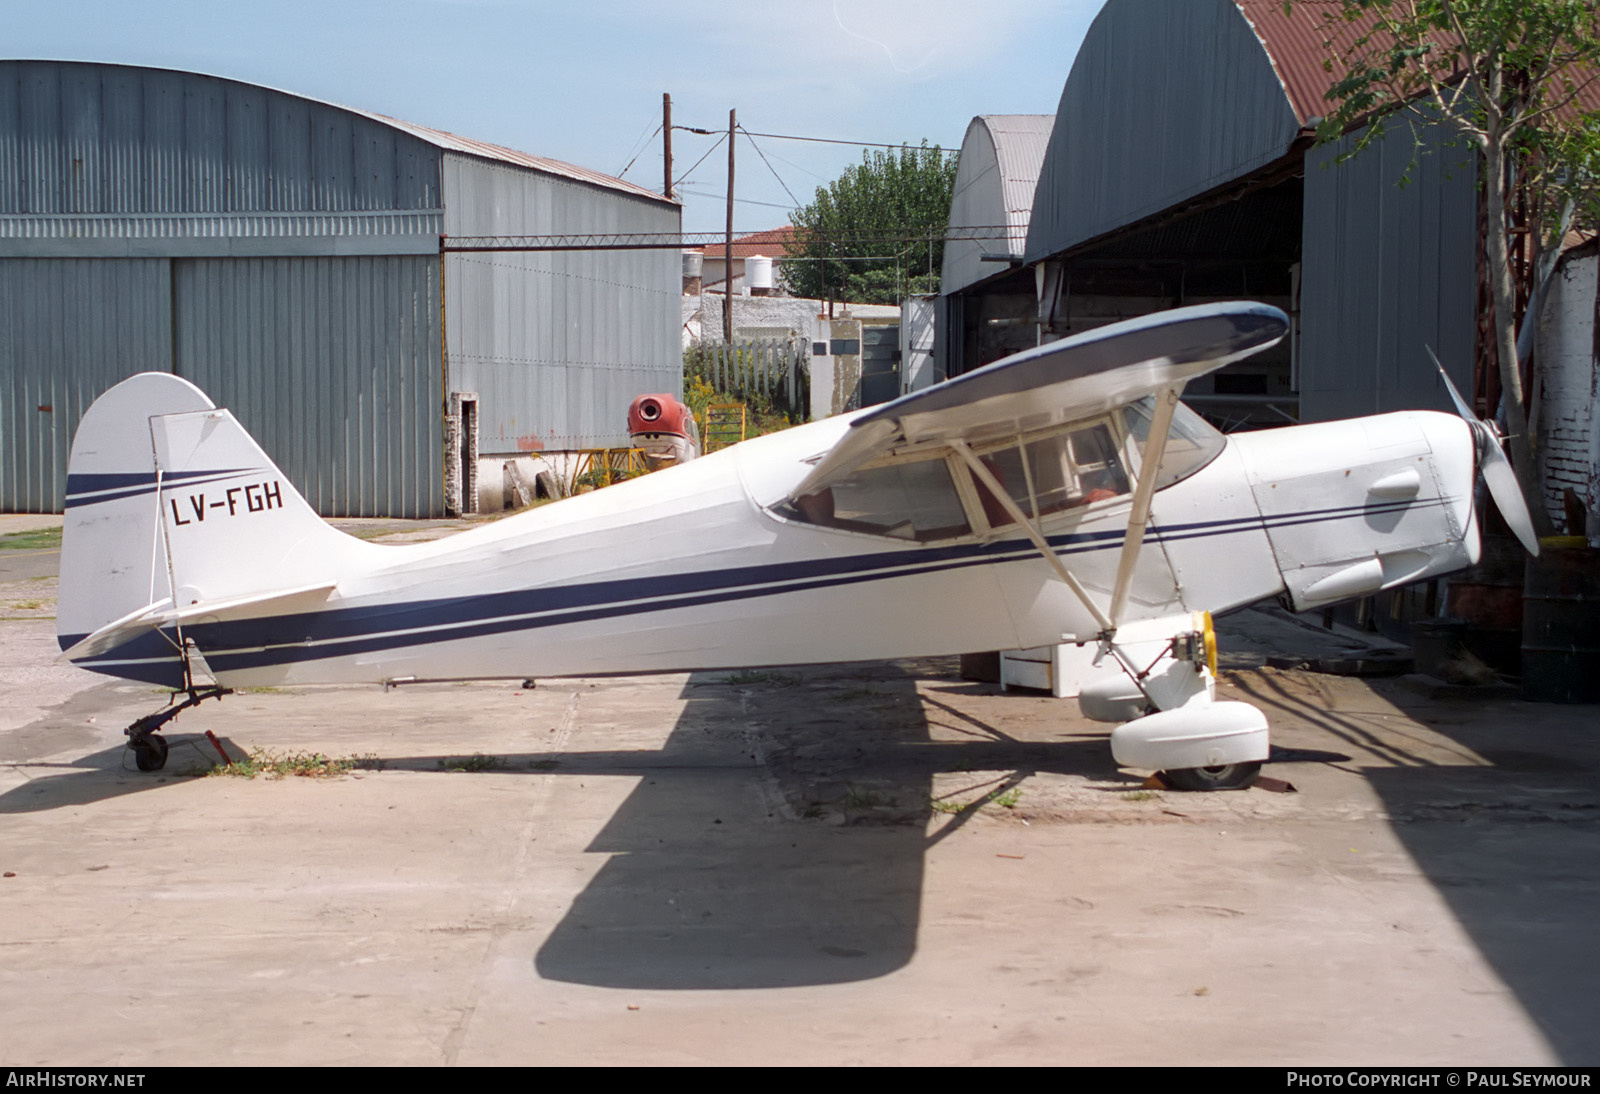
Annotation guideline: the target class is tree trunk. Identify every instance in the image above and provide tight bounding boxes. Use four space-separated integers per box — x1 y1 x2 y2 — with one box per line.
1482 104 1556 537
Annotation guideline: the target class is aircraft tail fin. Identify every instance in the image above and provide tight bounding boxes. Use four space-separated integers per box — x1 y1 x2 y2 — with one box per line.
57 373 358 681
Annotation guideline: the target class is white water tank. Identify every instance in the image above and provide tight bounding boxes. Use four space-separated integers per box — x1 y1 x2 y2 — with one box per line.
747 253 773 296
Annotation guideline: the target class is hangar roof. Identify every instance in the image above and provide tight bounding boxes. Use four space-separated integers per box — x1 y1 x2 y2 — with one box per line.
942 115 1054 294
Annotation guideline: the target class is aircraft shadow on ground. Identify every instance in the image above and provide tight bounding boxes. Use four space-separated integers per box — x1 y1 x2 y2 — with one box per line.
1 662 1118 991
531 663 1114 991
1233 671 1600 1065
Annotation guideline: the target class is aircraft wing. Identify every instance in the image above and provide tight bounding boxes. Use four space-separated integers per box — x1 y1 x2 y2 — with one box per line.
792 301 1287 498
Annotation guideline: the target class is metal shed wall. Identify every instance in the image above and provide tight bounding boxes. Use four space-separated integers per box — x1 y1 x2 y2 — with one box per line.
1024 0 1301 265
1298 120 1479 422
0 257 171 511
942 115 1052 296
0 61 448 515
441 154 680 453
173 255 443 517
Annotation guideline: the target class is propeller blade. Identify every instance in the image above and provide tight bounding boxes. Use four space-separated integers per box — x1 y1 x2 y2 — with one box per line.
1426 347 1540 557
1479 442 1541 556
1427 347 1477 422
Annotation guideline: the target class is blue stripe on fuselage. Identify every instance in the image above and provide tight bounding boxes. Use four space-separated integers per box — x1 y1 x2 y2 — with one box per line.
63 495 1451 676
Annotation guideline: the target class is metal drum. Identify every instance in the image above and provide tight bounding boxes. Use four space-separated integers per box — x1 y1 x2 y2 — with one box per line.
1521 540 1600 703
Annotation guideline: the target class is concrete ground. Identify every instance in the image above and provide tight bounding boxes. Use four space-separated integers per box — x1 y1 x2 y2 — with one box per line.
2 514 1597 1066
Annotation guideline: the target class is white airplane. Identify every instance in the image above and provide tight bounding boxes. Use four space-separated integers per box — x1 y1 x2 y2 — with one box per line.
54 301 1536 789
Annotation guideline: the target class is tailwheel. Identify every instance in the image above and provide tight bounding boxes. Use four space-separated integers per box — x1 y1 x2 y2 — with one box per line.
131 733 170 772
1162 761 1260 792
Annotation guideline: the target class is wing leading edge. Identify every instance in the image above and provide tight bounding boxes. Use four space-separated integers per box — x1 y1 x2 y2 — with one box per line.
791 301 1289 499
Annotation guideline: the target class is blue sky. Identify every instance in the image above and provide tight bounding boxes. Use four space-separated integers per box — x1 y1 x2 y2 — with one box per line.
9 0 1105 234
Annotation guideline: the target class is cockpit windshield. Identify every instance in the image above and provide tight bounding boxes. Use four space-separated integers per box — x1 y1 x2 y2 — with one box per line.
1120 397 1227 489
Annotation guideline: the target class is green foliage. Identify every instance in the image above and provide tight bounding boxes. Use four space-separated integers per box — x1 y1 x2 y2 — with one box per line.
784 143 957 305
1299 0 1600 234
682 347 804 437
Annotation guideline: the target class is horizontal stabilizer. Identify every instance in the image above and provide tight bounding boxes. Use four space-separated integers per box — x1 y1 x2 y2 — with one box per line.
59 581 337 663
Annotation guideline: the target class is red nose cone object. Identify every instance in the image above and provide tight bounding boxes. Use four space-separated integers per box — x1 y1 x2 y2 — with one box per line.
628 394 693 437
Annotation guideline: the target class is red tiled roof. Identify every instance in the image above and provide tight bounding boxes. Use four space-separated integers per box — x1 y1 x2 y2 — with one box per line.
691 226 798 259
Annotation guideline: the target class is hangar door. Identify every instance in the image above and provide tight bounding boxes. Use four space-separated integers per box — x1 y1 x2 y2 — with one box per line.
1 255 443 517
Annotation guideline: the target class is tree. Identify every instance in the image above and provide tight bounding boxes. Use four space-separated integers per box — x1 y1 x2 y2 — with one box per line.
784 143 957 305
1292 0 1600 531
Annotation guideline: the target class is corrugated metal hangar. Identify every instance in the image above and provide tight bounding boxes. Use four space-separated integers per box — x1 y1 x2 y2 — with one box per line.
942 0 1479 428
1 60 680 517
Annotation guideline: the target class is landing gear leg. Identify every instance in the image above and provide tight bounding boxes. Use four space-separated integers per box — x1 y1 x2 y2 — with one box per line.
124 686 231 772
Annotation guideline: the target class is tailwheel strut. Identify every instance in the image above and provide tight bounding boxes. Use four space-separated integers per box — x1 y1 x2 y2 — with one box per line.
124 686 232 772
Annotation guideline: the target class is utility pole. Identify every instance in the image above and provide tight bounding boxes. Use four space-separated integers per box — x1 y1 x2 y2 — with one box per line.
662 93 673 200
724 107 735 343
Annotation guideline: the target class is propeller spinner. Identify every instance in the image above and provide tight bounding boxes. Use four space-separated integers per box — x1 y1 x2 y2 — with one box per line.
1428 348 1541 557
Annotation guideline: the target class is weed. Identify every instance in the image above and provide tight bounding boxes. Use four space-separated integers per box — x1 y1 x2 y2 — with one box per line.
835 686 881 702
208 748 374 780
988 787 1022 810
929 797 965 815
437 753 502 772
1121 790 1160 802
527 758 560 771
843 783 886 809
11 600 45 611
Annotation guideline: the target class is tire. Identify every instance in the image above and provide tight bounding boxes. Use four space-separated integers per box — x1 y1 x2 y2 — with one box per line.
1162 761 1260 792
132 734 169 772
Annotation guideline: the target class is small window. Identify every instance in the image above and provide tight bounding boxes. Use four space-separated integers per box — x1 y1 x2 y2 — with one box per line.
972 421 1131 527
780 456 971 541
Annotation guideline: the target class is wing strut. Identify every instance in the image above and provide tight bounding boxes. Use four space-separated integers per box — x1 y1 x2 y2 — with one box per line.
950 439 1114 633
1108 384 1182 625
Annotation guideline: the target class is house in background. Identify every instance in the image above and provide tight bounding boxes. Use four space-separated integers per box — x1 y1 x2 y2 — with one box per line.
691 226 799 297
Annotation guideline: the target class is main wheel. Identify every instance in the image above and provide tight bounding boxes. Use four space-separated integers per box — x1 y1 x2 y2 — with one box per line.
132 733 170 772
1162 761 1260 791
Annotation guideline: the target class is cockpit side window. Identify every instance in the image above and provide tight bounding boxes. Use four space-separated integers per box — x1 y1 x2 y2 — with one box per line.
778 455 972 542
971 421 1131 528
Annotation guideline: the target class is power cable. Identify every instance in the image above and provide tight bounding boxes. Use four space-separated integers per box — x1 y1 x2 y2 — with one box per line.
672 132 727 192
737 126 802 209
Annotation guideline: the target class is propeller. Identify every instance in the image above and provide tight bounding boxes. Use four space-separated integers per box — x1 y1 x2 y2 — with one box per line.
1427 348 1540 557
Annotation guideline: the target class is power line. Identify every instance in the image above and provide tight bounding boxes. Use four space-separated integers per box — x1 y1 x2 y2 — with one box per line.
442 226 1020 253
674 124 953 153
671 131 727 192
676 186 796 211
617 123 662 181
737 126 802 208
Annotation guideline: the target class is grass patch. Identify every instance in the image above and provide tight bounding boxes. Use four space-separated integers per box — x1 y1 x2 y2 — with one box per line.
208 748 376 780
0 528 62 550
722 669 802 688
437 753 502 772
930 784 1023 815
